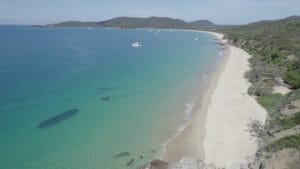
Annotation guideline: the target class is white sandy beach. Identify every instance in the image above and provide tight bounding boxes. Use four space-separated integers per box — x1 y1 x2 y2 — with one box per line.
203 40 267 168
162 32 267 169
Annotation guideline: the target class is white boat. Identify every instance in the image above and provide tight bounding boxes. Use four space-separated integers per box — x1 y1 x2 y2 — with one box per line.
132 42 142 48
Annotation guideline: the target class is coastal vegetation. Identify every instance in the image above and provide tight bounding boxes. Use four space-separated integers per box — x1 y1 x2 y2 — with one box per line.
223 16 300 168
222 16 300 90
266 134 300 152
256 93 283 116
284 60 300 89
256 90 300 130
275 112 300 130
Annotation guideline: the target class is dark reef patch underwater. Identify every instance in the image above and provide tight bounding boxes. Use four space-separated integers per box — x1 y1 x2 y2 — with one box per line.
37 109 79 129
100 96 111 101
113 152 130 158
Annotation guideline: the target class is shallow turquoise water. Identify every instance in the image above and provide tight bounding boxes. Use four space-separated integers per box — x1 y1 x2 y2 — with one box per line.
0 26 220 169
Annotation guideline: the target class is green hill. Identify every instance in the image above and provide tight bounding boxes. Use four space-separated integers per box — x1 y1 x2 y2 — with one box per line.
188 19 216 29
46 16 217 30
97 16 189 29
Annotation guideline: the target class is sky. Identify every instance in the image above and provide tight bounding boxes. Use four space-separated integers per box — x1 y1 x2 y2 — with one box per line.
0 0 299 25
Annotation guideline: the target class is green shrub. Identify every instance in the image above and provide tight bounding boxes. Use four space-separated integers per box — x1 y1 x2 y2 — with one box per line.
223 17 300 91
256 93 283 116
278 112 300 130
245 57 284 84
279 118 297 129
266 134 300 152
284 61 300 89
248 81 273 96
278 89 300 108
295 112 300 124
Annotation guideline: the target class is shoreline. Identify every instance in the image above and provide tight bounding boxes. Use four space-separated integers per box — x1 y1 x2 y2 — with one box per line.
160 31 230 162
203 44 267 168
161 31 267 168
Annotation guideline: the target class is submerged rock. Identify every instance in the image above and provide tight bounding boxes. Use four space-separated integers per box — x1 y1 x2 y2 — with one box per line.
100 86 118 91
100 96 110 101
113 152 130 158
121 94 129 98
37 108 78 129
126 159 135 166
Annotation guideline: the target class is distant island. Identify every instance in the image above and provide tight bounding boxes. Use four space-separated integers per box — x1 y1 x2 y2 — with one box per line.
36 16 225 30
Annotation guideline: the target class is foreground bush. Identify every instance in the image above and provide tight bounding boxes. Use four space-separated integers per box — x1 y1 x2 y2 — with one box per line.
248 81 273 96
284 61 300 89
256 93 283 116
266 134 300 152
270 112 300 131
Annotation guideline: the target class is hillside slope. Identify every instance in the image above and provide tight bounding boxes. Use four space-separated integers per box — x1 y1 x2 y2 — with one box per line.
222 16 300 90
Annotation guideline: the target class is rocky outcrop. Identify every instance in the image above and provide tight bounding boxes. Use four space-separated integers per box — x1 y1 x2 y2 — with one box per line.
138 158 218 169
138 159 168 169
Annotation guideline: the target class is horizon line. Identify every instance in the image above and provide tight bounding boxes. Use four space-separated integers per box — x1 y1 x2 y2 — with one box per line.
0 14 299 26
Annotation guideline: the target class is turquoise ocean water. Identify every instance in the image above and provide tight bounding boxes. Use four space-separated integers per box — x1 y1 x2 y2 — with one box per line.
0 26 220 169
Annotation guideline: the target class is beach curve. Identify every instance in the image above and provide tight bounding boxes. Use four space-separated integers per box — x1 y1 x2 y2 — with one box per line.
161 31 267 169
203 44 267 168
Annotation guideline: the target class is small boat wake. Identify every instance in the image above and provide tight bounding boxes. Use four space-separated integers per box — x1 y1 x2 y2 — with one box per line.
132 41 142 48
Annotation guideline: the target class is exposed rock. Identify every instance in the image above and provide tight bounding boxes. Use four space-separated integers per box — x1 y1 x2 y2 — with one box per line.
282 99 300 115
273 85 291 95
168 158 217 169
138 158 218 169
263 148 300 169
287 54 297 61
138 159 168 169
205 164 217 169
273 78 292 95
